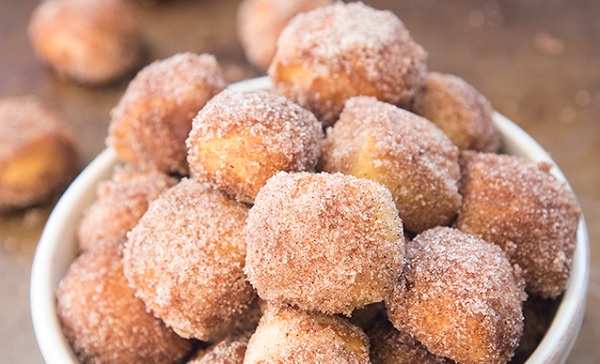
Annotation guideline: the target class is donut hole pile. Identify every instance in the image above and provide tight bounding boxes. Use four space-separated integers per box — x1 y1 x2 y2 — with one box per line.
57 2 581 363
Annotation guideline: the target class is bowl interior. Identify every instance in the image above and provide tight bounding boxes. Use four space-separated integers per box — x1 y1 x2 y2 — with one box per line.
30 77 589 364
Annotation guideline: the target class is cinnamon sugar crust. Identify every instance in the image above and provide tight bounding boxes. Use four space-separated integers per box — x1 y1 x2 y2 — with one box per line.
123 179 256 341
269 1 427 125
187 89 323 203
455 151 581 298
386 227 526 364
245 171 404 315
321 96 461 233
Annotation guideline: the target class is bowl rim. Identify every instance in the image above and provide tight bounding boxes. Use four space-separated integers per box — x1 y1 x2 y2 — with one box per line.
30 76 590 364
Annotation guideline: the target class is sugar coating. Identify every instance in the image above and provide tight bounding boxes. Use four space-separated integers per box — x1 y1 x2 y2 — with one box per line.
244 305 370 363
269 1 427 125
412 72 502 152
386 227 526 364
246 171 404 315
321 96 461 233
187 331 252 364
56 242 192 363
237 0 332 70
77 164 177 252
123 178 256 341
455 151 581 298
0 96 79 210
28 0 142 85
187 89 323 203
108 52 226 174
367 319 453 364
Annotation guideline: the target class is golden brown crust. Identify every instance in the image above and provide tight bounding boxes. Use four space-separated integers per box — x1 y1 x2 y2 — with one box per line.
368 319 454 364
123 178 256 341
268 1 427 125
412 72 502 152
186 89 323 203
28 0 142 85
77 164 178 252
245 171 404 315
244 305 370 364
237 0 332 71
386 227 526 364
108 53 226 175
57 241 192 363
455 151 581 298
321 96 461 233
0 97 79 211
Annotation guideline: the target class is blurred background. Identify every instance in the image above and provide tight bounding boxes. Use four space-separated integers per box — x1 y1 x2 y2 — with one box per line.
0 0 598 362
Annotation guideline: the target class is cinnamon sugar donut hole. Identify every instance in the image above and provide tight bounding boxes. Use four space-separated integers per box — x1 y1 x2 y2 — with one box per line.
108 53 226 175
321 96 461 233
455 151 581 298
77 164 177 253
244 305 370 364
0 97 78 211
123 178 255 341
268 1 427 125
186 89 323 203
368 319 453 364
57 240 192 363
28 0 142 85
237 0 332 71
245 171 404 315
386 227 526 364
412 72 502 152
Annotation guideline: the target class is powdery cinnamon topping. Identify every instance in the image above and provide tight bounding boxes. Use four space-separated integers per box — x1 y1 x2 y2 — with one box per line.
56 241 192 363
187 331 252 364
0 97 79 211
108 52 226 175
367 319 454 364
123 178 256 341
244 305 370 363
412 72 502 152
455 151 581 298
386 227 526 364
321 96 461 233
186 89 323 203
269 1 427 125
77 164 177 253
245 171 404 315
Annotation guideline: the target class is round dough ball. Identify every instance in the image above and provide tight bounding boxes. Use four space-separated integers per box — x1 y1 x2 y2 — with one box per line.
269 1 427 125
28 0 143 85
455 151 581 298
246 171 404 315
244 305 370 363
386 227 526 364
77 164 177 252
237 0 332 71
0 97 78 211
108 52 226 175
186 89 323 203
123 178 256 341
368 319 453 364
57 241 192 363
321 96 461 233
412 72 502 152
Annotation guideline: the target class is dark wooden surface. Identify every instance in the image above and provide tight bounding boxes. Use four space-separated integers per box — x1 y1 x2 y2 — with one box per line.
1 0 598 362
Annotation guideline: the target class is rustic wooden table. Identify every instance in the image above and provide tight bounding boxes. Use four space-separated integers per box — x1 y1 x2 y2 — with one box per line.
1 0 598 363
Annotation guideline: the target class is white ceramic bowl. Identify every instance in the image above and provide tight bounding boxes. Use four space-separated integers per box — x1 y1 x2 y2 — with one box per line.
30 77 589 364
